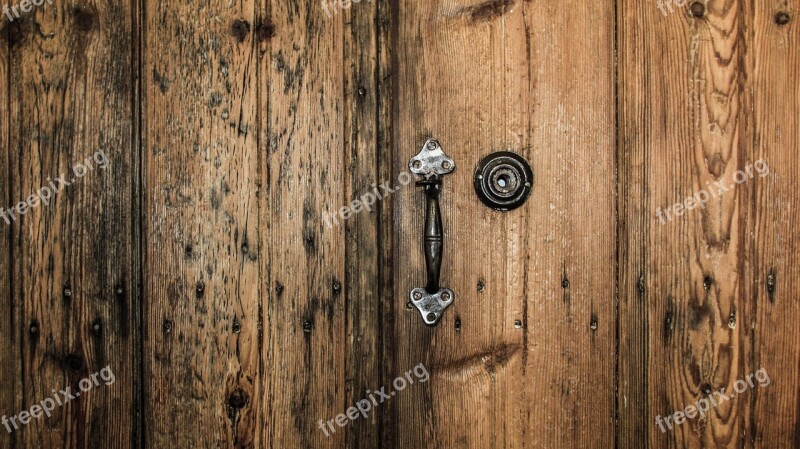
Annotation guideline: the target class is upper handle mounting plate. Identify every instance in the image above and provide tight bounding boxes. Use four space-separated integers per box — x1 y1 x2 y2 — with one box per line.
409 138 456 179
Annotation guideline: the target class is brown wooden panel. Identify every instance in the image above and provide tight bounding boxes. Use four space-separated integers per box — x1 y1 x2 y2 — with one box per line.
258 0 347 448
391 1 616 448
342 0 390 447
618 1 799 448
522 1 618 447
745 3 799 448
0 8 22 449
619 1 747 446
1 1 140 448
142 1 261 447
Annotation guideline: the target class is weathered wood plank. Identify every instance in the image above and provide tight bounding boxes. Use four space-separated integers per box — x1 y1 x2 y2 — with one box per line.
1 1 140 448
744 4 799 448
375 0 398 445
342 0 386 447
520 1 617 447
391 1 616 448
0 8 22 449
142 2 261 448
258 1 347 447
618 1 799 448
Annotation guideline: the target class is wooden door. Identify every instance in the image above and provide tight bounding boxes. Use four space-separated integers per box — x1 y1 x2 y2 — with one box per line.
0 0 797 448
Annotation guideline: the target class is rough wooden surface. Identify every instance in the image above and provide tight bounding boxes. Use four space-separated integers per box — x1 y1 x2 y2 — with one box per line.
390 1 617 448
1 0 140 448
745 4 800 448
0 6 20 449
261 0 344 447
142 0 261 448
619 0 799 448
0 0 797 448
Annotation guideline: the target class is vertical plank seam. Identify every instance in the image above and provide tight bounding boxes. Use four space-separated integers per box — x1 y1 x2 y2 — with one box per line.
341 5 352 447
255 2 265 449
374 0 386 445
136 0 146 444
262 0 275 445
521 7 533 448
10 16 23 449
612 0 624 449
4 8 18 448
388 0 401 443
613 0 620 445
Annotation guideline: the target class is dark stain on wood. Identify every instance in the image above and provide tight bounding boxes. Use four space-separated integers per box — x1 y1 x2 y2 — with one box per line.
437 342 522 378
71 6 97 33
0 18 28 48
230 19 251 42
257 22 276 41
461 0 516 23
152 68 170 93
688 298 711 330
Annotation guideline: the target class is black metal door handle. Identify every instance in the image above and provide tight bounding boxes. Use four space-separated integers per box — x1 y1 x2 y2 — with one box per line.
419 178 443 293
408 138 455 325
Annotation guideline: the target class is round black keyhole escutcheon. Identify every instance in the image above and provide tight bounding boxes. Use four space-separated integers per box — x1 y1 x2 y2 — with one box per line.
474 151 533 211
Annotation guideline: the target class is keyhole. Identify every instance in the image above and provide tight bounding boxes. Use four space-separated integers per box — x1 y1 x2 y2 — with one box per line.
497 176 509 188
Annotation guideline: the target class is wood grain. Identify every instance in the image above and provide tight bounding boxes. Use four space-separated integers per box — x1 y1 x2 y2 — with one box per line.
391 1 616 448
142 1 260 448
618 0 799 448
258 1 347 448
0 0 796 448
521 1 618 447
342 0 388 447
0 6 21 449
1 1 140 448
742 2 799 448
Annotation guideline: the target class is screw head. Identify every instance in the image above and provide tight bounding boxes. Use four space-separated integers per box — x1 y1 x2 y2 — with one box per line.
442 292 451 301
441 160 451 170
413 291 423 301
427 140 437 150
